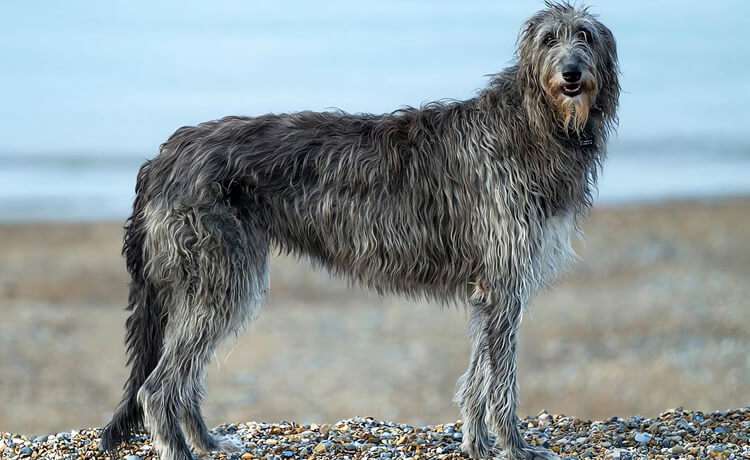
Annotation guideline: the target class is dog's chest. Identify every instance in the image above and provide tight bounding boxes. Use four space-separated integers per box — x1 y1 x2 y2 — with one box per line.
532 212 577 286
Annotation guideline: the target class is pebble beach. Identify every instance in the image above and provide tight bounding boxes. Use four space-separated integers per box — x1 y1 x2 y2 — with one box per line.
2 408 749 459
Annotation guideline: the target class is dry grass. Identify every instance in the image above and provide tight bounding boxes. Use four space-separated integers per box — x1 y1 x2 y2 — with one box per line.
0 198 748 435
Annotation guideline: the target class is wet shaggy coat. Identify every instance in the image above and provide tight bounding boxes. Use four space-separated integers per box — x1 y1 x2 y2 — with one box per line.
101 3 619 460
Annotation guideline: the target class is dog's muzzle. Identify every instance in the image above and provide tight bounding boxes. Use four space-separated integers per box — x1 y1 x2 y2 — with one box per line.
561 64 583 97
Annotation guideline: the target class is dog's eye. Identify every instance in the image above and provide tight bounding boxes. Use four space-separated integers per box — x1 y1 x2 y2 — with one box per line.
542 33 555 47
579 29 593 44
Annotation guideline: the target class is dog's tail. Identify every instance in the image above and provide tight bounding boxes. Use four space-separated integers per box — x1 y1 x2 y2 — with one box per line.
100 162 165 450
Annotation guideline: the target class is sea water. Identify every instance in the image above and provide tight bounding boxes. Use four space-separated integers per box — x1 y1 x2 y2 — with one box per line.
1 1 748 221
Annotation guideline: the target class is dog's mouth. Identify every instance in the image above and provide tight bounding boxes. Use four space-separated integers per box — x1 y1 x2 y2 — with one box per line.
561 83 583 97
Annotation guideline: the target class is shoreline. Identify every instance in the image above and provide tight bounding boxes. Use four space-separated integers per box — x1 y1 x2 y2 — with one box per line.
1 194 748 227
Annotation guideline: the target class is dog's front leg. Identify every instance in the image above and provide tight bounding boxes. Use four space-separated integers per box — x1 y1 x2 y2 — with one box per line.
481 292 558 460
455 306 496 458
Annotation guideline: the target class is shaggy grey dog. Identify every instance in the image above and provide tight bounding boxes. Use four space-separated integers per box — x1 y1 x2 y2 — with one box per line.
100 3 619 459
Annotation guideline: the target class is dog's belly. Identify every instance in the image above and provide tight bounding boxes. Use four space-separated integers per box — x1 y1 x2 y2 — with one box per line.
266 191 481 298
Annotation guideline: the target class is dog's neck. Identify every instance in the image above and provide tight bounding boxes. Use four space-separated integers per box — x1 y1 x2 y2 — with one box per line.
561 120 596 147
482 72 607 217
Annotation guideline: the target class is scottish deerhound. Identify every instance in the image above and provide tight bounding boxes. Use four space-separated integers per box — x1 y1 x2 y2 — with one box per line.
100 3 619 459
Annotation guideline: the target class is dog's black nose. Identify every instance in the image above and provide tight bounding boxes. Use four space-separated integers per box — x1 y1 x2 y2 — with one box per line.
563 65 581 83
562 65 582 83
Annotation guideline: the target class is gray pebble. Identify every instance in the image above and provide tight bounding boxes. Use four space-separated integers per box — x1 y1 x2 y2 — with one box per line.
609 450 632 460
634 432 652 444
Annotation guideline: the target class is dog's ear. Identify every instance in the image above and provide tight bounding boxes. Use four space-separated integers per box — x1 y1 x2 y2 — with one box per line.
516 11 542 57
595 22 619 76
593 20 620 128
516 12 545 94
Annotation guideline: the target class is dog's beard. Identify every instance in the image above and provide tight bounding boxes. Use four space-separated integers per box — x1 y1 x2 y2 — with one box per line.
556 91 594 134
541 69 598 135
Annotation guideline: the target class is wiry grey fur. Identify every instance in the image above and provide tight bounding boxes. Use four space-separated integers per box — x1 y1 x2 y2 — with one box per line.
100 3 619 459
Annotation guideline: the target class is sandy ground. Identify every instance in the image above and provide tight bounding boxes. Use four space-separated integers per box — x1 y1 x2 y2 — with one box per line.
0 198 748 436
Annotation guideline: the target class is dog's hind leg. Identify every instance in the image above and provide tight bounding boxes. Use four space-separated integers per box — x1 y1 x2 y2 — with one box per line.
138 205 268 460
101 192 165 451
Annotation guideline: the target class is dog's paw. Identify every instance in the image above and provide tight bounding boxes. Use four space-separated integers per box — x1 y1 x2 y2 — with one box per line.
215 435 244 453
496 445 559 460
461 435 496 459
522 446 559 460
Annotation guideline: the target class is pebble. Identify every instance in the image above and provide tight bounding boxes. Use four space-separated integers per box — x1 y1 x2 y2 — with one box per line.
1 408 748 459
670 445 685 454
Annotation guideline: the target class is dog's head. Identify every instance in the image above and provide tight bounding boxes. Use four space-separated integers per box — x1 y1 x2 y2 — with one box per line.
517 2 620 134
